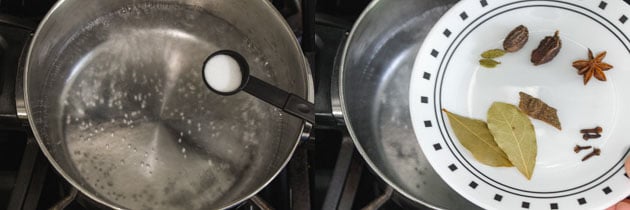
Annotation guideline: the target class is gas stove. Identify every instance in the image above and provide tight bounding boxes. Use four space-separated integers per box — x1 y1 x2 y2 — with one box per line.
0 0 430 209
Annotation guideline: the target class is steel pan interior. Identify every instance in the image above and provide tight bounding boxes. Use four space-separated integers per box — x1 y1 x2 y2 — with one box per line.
24 0 310 209
340 0 480 209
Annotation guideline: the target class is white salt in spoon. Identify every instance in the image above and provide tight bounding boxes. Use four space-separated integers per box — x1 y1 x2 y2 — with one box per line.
202 50 314 123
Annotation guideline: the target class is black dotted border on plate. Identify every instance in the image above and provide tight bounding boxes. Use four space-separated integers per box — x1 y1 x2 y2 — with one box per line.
448 164 458 171
599 1 608 9
469 181 478 189
419 0 630 208
494 194 503 202
433 143 442 151
578 198 587 205
431 49 440 57
460 12 469 20
443 29 452 37
603 186 612 194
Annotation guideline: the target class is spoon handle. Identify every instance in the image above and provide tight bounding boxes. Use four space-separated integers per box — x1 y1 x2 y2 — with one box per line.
243 76 315 123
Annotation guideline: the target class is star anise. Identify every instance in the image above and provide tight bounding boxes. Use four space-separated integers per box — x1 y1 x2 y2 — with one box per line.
572 49 613 85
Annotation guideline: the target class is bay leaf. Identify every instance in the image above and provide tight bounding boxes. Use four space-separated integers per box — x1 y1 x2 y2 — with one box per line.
442 109 513 167
487 102 537 180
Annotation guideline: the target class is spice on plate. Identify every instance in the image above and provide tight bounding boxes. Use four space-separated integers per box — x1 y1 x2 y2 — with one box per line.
582 148 601 161
572 49 613 85
518 92 561 130
442 109 513 167
487 102 537 180
503 25 529 52
580 126 603 141
580 126 603 134
531 31 561 65
582 133 601 140
574 145 592 153
479 58 501 68
481 49 506 59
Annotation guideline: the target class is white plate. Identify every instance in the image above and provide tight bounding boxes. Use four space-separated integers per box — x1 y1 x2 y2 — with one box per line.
409 0 630 209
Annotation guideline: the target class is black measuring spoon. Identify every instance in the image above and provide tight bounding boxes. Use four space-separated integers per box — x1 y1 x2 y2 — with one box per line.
202 50 315 123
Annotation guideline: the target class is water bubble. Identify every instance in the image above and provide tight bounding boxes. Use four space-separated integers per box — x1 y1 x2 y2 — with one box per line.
180 132 184 137
187 119 191 124
127 144 131 149
181 148 186 153
178 138 182 143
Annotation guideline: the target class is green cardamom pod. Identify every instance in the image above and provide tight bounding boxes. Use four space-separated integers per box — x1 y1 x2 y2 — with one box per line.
481 49 506 59
479 58 501 68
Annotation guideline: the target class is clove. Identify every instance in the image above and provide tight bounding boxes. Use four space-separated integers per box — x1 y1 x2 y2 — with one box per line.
580 126 603 134
582 133 601 140
574 145 592 153
582 148 601 161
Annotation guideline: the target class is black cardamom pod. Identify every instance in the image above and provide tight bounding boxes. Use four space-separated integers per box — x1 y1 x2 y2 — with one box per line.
503 25 529 52
531 31 561 66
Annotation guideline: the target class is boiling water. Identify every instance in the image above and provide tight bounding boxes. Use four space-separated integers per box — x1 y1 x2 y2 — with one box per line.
52 3 286 209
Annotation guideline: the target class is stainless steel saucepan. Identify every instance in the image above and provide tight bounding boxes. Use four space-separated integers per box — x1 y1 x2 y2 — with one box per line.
23 0 313 209
339 0 480 209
